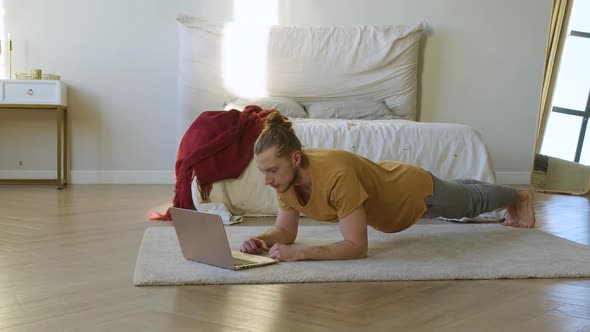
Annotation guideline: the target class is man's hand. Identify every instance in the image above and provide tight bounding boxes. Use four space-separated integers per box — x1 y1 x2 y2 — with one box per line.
269 243 303 262
240 237 269 255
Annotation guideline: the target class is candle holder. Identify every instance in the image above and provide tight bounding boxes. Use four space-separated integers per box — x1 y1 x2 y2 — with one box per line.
15 72 61 80
8 33 12 79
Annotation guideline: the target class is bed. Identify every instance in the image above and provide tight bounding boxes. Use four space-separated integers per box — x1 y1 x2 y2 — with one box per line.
176 15 496 216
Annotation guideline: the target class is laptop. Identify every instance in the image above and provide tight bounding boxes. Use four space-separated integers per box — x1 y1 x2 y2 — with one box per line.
169 207 278 270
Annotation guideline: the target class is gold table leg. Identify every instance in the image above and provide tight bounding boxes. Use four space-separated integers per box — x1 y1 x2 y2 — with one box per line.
56 107 63 189
63 108 68 187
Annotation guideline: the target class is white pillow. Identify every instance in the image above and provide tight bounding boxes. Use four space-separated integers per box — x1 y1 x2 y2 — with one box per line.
224 97 308 118
304 101 394 120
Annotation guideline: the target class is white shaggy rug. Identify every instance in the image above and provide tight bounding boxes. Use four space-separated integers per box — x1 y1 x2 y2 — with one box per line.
133 224 590 286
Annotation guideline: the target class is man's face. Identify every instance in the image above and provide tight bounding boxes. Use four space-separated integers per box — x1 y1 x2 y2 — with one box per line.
255 146 299 193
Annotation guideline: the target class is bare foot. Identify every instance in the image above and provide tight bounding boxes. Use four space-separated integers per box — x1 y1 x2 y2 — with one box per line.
501 189 536 228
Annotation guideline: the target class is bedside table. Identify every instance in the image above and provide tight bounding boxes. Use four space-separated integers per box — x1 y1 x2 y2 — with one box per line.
0 79 68 189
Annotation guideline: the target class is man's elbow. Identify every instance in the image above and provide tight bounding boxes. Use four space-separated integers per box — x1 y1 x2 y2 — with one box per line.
357 248 368 259
274 225 297 245
351 243 368 259
285 231 297 245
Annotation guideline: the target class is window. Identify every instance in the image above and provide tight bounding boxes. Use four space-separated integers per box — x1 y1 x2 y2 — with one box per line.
541 0 590 165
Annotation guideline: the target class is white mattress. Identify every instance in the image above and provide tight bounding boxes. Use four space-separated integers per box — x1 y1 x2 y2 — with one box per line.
176 16 424 146
191 119 496 216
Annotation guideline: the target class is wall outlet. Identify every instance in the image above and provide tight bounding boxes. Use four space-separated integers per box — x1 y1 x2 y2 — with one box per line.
18 160 23 168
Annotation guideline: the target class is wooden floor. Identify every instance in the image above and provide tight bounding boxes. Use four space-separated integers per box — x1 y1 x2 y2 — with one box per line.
0 184 589 332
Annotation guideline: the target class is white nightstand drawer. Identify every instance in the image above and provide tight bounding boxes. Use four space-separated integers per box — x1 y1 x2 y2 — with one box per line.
0 80 67 106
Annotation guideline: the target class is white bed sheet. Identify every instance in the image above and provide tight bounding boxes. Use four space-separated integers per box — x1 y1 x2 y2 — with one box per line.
191 119 496 216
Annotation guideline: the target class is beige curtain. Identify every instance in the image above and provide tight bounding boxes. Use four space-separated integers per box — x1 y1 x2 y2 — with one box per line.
535 0 573 151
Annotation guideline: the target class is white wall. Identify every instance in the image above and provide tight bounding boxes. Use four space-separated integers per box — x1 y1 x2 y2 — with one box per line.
0 0 552 184
1 0 179 183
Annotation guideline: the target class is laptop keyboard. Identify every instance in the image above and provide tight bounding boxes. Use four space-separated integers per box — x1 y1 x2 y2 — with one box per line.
233 257 257 266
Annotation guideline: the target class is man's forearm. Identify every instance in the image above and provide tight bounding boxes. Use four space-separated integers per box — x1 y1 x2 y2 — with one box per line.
300 240 367 260
256 225 296 247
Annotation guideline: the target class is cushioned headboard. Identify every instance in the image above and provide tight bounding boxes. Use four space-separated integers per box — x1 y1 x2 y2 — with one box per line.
176 15 424 139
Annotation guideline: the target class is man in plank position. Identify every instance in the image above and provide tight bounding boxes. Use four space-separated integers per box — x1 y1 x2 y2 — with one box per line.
240 112 535 261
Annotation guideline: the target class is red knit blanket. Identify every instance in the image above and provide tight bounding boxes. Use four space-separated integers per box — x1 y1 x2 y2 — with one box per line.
150 105 276 221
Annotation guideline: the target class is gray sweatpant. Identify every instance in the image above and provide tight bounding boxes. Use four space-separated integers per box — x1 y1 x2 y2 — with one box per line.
422 174 518 219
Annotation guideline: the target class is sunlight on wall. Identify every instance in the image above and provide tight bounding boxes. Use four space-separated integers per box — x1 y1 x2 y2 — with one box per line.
234 0 278 25
222 0 278 98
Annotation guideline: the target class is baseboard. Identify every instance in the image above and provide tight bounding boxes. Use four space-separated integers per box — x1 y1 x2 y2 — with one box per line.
0 170 175 184
0 170 57 179
72 171 175 184
495 171 531 185
1 170 531 185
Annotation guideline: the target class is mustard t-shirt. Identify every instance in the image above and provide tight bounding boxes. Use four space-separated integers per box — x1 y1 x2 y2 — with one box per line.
278 148 434 233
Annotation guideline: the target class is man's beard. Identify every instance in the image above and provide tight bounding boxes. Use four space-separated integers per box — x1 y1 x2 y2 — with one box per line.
277 168 299 193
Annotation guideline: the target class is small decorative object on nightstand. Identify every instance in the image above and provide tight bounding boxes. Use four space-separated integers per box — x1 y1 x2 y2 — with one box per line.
0 79 68 189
